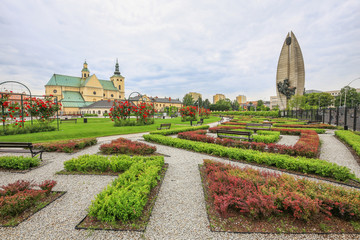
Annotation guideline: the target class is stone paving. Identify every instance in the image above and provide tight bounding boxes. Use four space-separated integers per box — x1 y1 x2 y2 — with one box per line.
0 122 360 239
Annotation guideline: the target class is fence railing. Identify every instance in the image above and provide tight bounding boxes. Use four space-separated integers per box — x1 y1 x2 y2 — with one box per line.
279 107 360 131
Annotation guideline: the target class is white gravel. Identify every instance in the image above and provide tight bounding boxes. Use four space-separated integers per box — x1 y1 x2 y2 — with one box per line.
1 122 360 239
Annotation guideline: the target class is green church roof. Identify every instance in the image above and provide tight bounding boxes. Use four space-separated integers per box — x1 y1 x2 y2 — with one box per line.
46 74 118 91
60 91 93 108
46 74 82 87
62 91 84 102
99 80 118 91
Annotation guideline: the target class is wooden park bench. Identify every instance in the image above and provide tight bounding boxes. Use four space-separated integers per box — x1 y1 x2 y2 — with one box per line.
306 120 322 125
216 130 253 141
245 123 272 133
170 114 177 118
157 123 171 130
60 118 77 124
0 142 43 159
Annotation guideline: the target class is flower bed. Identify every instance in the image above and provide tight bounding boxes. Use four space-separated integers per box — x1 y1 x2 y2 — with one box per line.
0 179 63 226
77 155 166 231
99 137 156 155
182 128 319 158
335 130 360 157
34 138 97 153
201 160 360 233
144 134 355 182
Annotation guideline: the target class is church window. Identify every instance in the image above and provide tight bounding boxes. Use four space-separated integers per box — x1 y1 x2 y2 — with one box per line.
103 94 105 96
93 91 96 95
119 85 121 90
53 89 57 93
111 94 114 97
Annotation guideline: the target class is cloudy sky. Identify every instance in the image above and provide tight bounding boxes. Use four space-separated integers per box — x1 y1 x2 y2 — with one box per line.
1 0 359 102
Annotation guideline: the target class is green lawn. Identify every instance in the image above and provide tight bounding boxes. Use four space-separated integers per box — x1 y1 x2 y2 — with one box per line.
0 116 220 143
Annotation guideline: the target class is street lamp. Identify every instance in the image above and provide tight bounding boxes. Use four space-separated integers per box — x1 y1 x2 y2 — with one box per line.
343 77 360 130
344 77 360 108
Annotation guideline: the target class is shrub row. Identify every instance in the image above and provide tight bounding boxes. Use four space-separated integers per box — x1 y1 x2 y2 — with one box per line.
100 137 156 155
150 125 209 135
34 138 97 153
219 122 326 134
335 130 360 157
144 134 354 181
0 156 40 170
0 124 56 136
0 180 56 217
88 155 164 222
208 127 320 158
212 111 279 117
204 160 360 221
273 123 336 129
64 154 135 173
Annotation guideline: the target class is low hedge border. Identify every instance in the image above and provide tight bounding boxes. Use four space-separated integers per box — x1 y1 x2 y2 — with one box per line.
335 130 360 157
0 156 41 170
143 134 356 182
87 155 165 224
150 125 209 135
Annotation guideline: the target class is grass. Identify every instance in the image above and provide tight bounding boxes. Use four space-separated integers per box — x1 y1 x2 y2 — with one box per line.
0 116 220 143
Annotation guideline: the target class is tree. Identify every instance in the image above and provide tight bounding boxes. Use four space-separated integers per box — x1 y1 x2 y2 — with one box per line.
303 92 334 108
194 97 203 108
335 86 360 107
257 100 264 108
182 94 194 106
289 95 305 110
231 100 239 111
209 99 232 111
203 99 211 109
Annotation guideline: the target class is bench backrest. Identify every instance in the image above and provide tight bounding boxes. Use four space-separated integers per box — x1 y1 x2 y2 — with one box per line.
216 130 251 135
246 123 271 127
160 123 171 127
0 142 32 148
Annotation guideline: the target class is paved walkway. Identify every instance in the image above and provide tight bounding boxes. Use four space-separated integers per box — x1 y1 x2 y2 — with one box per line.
1 122 360 239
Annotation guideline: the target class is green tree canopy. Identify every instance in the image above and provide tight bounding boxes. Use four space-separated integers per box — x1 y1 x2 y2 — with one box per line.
182 94 194 106
335 86 360 107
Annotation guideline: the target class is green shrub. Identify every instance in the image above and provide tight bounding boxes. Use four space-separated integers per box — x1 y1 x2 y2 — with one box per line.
335 130 360 157
64 154 137 173
144 134 355 182
88 155 164 222
0 156 40 170
0 124 56 136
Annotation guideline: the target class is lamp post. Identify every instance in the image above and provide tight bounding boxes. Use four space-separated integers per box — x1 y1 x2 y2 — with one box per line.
343 77 360 130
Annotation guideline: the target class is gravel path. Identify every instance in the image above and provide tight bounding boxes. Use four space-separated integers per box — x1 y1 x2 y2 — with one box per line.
1 123 360 239
319 130 360 178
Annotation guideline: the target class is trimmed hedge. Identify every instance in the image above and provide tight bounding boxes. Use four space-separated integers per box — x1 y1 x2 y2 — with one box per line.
212 111 279 117
144 134 355 182
0 156 40 170
88 155 164 222
150 125 209 135
64 154 134 173
335 130 360 157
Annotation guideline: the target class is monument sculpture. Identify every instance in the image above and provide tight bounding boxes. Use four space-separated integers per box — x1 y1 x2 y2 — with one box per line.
276 31 305 109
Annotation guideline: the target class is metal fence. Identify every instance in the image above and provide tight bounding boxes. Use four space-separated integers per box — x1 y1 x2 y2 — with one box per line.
279 107 360 131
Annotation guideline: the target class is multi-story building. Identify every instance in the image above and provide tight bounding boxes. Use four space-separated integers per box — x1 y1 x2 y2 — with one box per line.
188 92 202 101
129 95 182 112
213 94 225 104
45 60 125 114
236 95 247 104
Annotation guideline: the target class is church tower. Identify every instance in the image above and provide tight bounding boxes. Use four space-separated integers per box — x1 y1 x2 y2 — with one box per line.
81 61 90 79
110 59 125 99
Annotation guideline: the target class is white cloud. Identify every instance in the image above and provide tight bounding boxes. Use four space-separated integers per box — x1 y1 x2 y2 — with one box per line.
0 0 359 101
